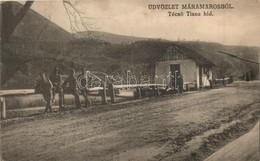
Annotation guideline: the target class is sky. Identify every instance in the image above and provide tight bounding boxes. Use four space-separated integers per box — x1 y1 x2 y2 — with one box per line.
16 0 260 46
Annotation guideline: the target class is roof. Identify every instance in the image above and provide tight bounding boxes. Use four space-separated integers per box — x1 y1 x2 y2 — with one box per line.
154 44 216 66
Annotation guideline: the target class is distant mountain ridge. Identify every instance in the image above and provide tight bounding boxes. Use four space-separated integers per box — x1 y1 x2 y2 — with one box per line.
74 31 155 44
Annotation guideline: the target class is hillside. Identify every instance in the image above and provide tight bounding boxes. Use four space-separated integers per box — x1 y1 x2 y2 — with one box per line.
74 31 152 44
72 33 259 79
3 37 260 89
51 39 260 80
175 41 260 78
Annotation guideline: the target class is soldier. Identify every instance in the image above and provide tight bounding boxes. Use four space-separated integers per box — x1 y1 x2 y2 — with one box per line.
62 68 81 109
49 67 65 111
35 72 53 113
77 68 91 108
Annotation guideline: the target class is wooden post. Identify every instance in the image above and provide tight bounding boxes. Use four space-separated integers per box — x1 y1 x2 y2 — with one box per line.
108 83 115 103
152 86 156 96
209 80 213 89
156 86 160 96
101 82 107 105
186 84 189 91
136 87 142 99
1 97 6 119
195 82 198 90
214 79 218 88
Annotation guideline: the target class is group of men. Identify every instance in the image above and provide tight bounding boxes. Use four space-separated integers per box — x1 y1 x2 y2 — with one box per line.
35 67 91 113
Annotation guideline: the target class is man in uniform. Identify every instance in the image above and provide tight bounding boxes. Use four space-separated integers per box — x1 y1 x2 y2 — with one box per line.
77 68 91 108
49 67 65 111
35 72 53 113
62 68 81 109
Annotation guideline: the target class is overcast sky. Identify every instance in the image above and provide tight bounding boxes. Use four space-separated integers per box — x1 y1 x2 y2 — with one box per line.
18 0 260 46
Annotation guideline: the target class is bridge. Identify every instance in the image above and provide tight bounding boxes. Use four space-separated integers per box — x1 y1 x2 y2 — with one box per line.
0 77 231 119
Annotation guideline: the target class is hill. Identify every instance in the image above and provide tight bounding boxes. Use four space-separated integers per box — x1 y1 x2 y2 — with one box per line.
74 31 152 44
175 41 260 78
59 39 260 80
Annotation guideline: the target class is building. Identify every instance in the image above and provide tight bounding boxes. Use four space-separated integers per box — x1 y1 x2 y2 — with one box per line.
153 44 216 89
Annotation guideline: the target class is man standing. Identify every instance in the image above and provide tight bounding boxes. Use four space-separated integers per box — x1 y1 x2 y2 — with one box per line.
77 68 91 108
49 67 65 111
177 73 184 94
62 69 81 109
35 72 53 113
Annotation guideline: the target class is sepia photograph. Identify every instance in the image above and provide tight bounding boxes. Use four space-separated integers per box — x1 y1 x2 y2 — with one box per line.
0 0 259 161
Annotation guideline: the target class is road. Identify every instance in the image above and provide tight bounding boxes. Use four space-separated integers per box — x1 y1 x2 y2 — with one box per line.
1 81 260 161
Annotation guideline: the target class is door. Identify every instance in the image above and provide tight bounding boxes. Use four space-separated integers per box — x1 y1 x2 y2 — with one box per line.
170 64 181 90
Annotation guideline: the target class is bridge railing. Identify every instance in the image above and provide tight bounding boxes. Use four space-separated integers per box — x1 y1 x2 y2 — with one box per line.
0 80 220 119
0 84 166 119
214 77 233 87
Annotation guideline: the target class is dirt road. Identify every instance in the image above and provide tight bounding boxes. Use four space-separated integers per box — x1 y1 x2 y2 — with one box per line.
1 81 260 161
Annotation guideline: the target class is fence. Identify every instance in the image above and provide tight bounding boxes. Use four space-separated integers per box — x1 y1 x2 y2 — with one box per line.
214 77 233 87
0 78 233 119
0 84 165 119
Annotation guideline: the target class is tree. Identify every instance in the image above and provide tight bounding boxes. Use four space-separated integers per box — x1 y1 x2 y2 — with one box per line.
62 0 99 39
1 1 34 47
1 0 99 88
1 1 34 87
217 62 232 78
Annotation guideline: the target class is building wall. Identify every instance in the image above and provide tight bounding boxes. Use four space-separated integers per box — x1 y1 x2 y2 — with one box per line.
155 59 197 86
155 60 213 88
